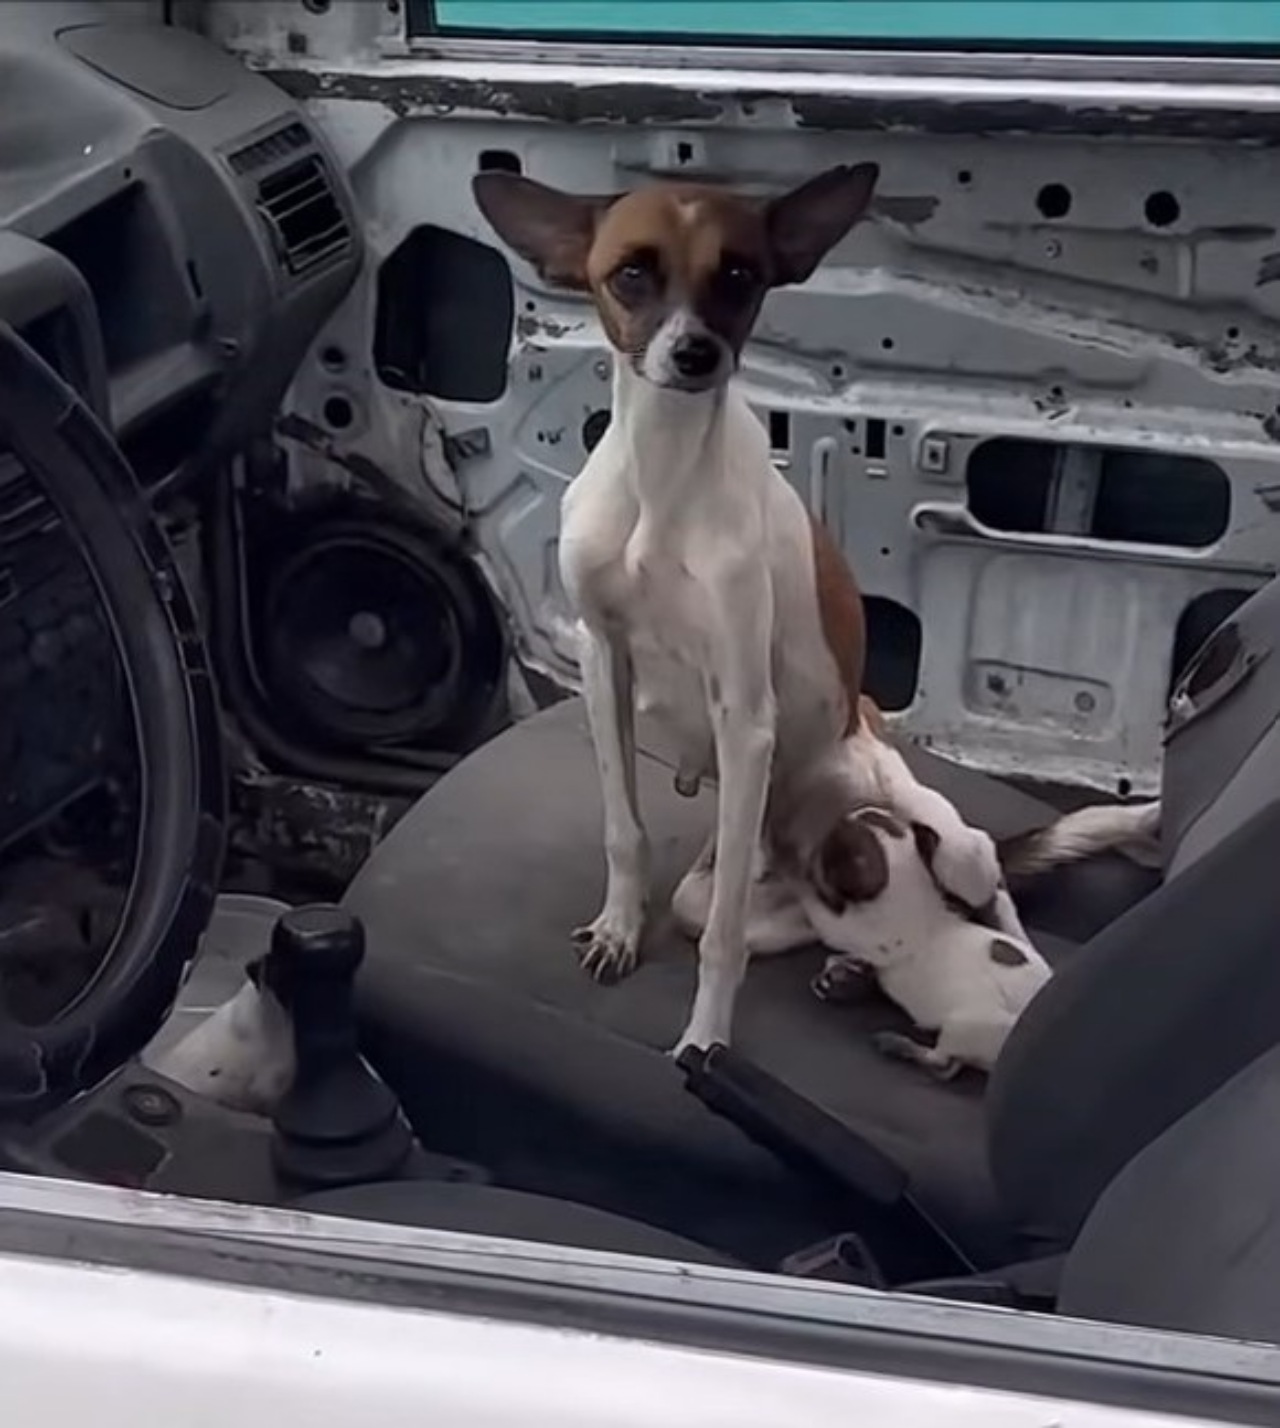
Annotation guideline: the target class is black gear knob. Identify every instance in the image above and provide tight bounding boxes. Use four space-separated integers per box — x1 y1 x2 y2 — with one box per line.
273 903 366 980
266 905 413 1189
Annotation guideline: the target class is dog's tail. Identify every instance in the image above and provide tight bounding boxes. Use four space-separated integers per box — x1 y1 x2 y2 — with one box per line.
998 800 1161 878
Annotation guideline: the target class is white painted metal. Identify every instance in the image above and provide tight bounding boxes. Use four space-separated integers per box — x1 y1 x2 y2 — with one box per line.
0 1248 1234 1428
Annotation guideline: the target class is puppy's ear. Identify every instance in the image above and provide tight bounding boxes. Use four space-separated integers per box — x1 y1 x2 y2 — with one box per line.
765 162 879 288
813 815 889 914
910 821 941 872
472 173 619 291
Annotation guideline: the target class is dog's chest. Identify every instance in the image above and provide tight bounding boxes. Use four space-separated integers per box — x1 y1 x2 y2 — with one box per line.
605 540 713 731
562 490 719 753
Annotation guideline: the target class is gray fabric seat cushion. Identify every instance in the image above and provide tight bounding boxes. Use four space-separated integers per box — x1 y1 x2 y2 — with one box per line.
1059 1042 1280 1341
347 699 1078 1267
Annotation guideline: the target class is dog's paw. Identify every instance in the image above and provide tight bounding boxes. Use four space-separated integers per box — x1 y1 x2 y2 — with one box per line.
872 1029 919 1059
931 826 1002 912
572 910 642 983
668 997 733 1059
668 1021 722 1061
873 1030 960 1081
811 955 877 1005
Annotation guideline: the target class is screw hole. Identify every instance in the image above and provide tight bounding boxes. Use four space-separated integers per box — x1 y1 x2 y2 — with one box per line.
891 424 904 437
320 345 347 373
1117 776 1133 797
831 364 845 380
957 169 973 186
1144 190 1180 228
880 546 891 556
1227 325 1241 340
322 395 354 431
881 337 895 351
1036 183 1073 220
301 0 331 12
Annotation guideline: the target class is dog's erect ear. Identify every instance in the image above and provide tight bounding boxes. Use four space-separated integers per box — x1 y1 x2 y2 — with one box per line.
472 173 619 291
765 162 879 288
813 814 889 914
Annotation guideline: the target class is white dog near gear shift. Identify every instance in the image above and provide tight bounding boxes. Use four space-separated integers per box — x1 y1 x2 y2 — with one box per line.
473 164 1008 1054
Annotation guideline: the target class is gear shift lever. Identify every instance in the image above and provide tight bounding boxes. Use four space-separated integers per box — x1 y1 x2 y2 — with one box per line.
267 905 413 1190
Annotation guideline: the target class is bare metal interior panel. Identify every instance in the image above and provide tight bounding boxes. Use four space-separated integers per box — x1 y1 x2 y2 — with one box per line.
200 1 1280 794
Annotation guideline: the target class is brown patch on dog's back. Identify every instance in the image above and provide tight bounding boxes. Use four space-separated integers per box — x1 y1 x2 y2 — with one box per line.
989 935 1029 967
809 516 867 735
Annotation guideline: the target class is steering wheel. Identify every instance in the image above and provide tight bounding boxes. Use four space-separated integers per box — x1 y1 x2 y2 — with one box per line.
0 322 225 1119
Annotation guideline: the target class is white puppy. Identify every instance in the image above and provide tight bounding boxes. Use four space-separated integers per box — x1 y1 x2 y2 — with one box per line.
674 803 1052 1079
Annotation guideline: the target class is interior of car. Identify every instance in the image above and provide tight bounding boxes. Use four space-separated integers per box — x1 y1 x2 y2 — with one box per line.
2 1 1280 1355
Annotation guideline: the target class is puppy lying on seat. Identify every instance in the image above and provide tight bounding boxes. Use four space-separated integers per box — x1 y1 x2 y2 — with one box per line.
673 800 1051 1080
672 696 1165 1078
810 810 1052 1079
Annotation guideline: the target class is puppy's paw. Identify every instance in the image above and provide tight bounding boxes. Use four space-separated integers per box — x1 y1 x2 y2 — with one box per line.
811 955 877 1005
931 826 1002 912
873 1030 961 1082
572 909 643 983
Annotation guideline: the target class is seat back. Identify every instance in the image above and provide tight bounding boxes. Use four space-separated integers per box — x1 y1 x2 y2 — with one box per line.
1058 1042 1280 1342
986 797 1280 1252
1163 573 1280 876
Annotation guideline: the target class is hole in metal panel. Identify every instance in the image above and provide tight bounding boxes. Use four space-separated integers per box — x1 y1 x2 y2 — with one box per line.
1144 190 1181 228
865 419 887 463
479 149 522 175
1036 183 1072 219
322 394 354 431
375 225 514 403
967 438 1229 549
865 597 921 713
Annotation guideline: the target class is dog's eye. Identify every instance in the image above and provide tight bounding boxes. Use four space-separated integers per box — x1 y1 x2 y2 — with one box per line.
609 252 660 303
716 259 760 301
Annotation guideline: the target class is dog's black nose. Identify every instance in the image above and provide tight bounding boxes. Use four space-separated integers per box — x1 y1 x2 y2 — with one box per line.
671 335 721 379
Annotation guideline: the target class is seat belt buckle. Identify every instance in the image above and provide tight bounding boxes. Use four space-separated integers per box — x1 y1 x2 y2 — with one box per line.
778 1231 887 1288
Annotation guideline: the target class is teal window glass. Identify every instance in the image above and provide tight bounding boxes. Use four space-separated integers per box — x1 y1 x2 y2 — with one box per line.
421 1 1280 49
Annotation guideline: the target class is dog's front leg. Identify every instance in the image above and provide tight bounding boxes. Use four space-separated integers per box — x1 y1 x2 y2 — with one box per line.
574 624 649 982
674 579 776 1054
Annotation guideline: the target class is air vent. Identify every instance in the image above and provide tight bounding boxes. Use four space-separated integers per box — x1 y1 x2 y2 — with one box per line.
0 451 57 548
228 121 311 177
254 154 351 278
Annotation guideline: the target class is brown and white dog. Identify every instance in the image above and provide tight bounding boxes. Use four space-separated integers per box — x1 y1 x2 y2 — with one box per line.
472 165 1007 1054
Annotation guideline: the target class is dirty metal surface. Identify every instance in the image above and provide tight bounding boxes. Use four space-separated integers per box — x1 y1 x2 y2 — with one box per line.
201 1 1280 794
